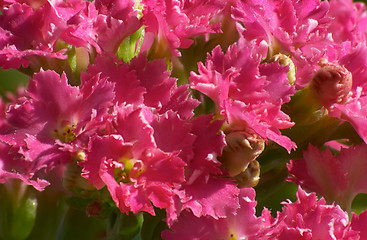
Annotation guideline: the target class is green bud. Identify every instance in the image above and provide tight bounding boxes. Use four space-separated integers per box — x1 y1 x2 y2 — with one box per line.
270 53 296 85
117 26 145 63
0 181 38 240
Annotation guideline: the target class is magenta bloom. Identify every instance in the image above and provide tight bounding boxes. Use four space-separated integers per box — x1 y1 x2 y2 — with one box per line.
61 0 140 56
81 53 238 221
0 69 114 190
288 144 367 211
81 132 186 215
327 0 367 44
140 0 223 57
0 141 50 191
265 188 358 239
0 0 140 72
162 187 267 240
190 41 296 152
0 1 71 69
232 0 332 87
351 210 367 240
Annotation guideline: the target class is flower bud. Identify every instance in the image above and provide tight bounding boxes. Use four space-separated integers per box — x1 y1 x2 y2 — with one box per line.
309 60 352 108
0 181 38 240
63 161 95 197
269 53 296 85
234 160 261 188
220 131 264 177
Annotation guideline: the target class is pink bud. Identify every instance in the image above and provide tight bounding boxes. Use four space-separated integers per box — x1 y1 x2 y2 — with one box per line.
310 60 352 108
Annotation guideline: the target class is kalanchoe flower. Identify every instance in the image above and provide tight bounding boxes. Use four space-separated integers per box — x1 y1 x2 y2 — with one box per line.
327 0 367 44
165 115 240 226
140 0 224 59
80 105 187 215
0 142 49 191
0 0 141 75
0 69 114 190
288 144 367 211
162 188 268 240
82 134 186 215
61 0 141 57
231 0 332 87
81 54 232 220
265 187 358 239
190 41 296 152
351 210 367 240
87 54 199 119
0 1 70 70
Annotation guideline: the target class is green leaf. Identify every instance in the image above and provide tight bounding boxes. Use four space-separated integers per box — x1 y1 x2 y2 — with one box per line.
140 209 168 240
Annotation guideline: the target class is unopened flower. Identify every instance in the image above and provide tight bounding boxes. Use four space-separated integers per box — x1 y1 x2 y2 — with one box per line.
234 160 260 188
309 60 352 108
219 131 264 177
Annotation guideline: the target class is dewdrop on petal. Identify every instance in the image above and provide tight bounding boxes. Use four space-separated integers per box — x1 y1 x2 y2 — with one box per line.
309 59 353 108
219 131 264 177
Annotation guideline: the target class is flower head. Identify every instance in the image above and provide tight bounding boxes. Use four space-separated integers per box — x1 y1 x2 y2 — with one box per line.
266 188 358 239
190 41 296 152
288 144 367 211
162 188 267 240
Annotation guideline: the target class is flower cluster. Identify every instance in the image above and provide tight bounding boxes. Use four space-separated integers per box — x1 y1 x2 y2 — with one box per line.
1 0 367 239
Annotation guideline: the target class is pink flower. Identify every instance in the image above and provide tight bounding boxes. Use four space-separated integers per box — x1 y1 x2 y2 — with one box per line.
288 144 367 211
61 0 140 56
0 69 114 189
162 188 267 240
190 42 296 152
327 0 367 44
232 0 332 87
86 54 199 118
80 112 186 215
140 0 223 58
0 0 141 73
351 210 367 240
266 188 358 239
0 1 71 69
0 141 50 191
165 115 240 226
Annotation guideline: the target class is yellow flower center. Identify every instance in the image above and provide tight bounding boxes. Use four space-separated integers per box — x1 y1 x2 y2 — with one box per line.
53 125 77 143
114 157 144 184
